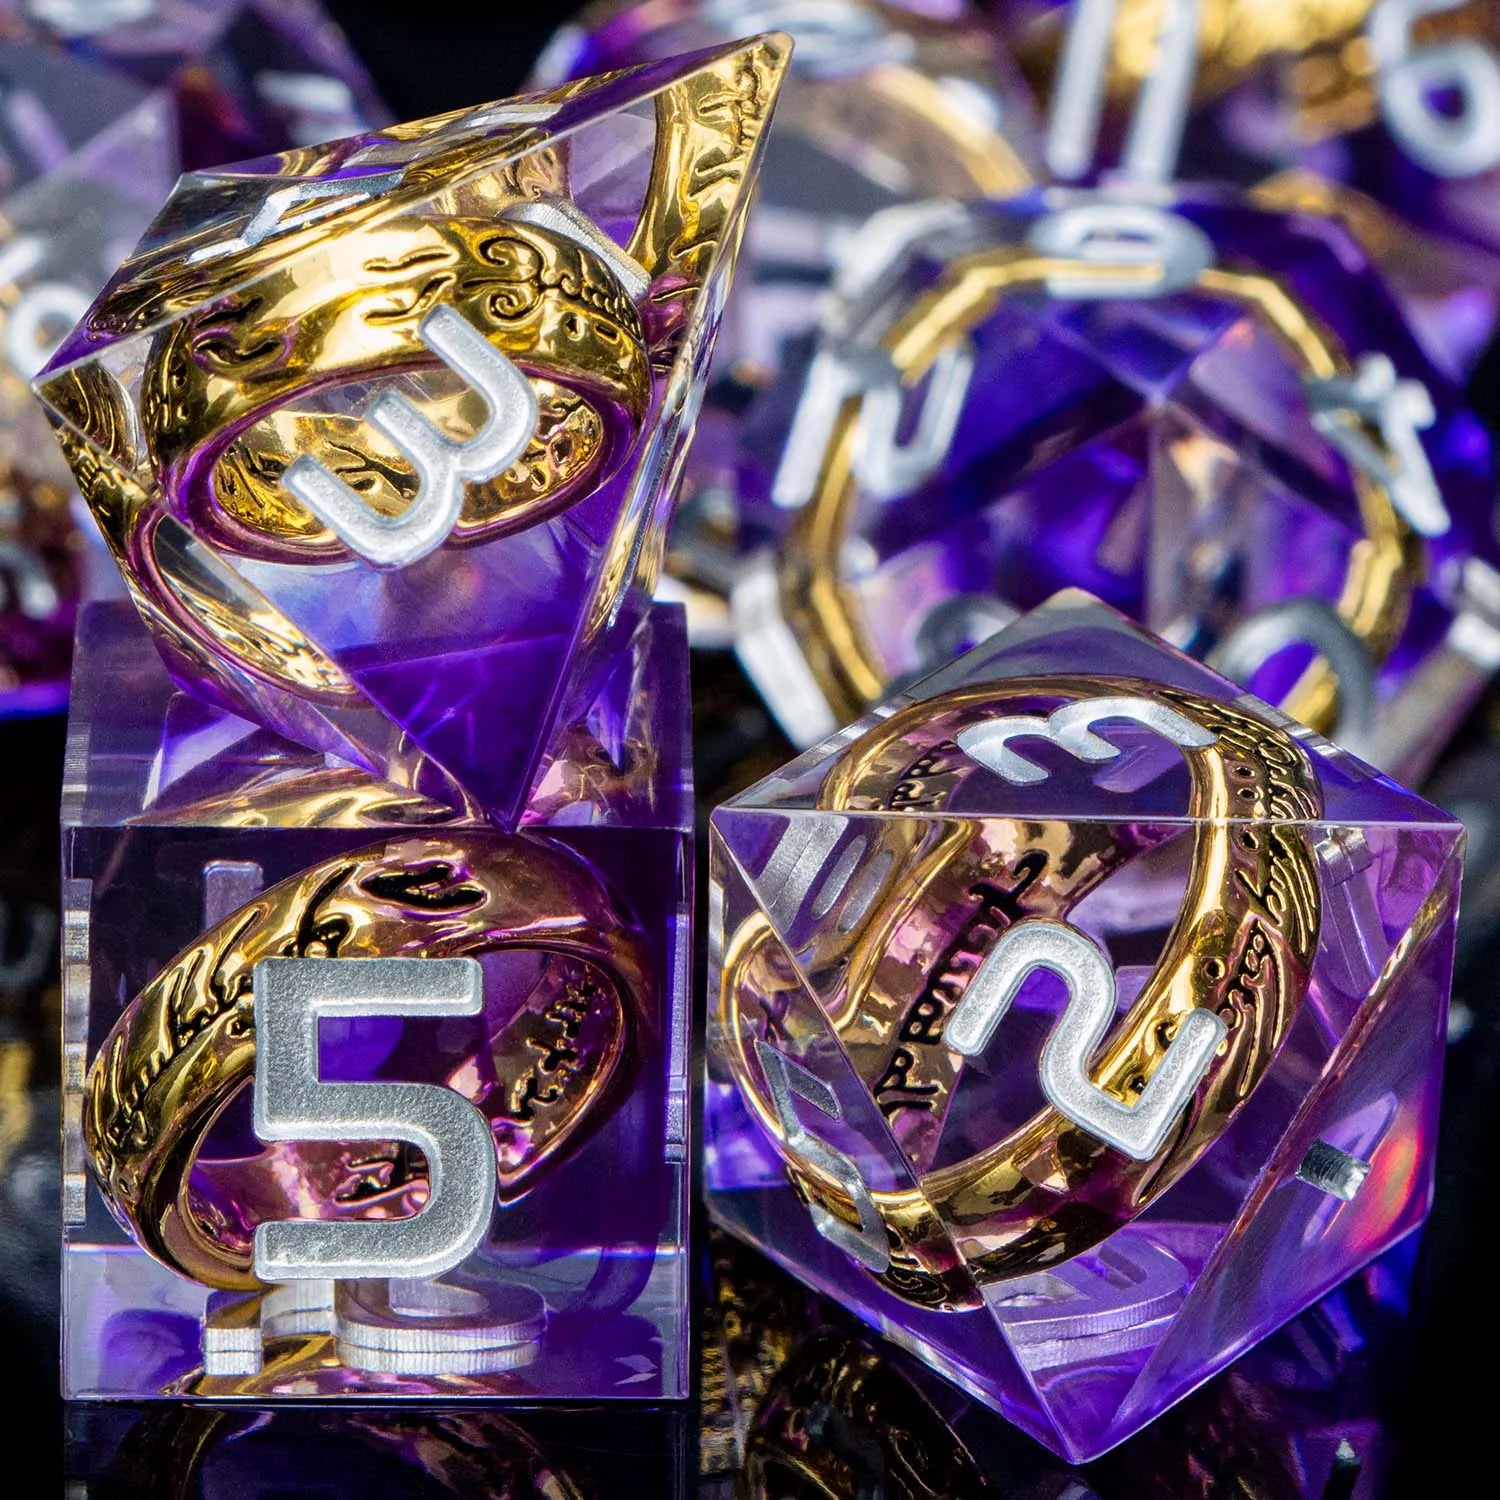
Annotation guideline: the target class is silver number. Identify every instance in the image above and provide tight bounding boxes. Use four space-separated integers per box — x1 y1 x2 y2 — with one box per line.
954 694 1216 785
948 920 1226 1160
0 539 60 621
253 71 363 146
1038 0 1212 299
5 281 90 379
1211 598 1377 750
1305 354 1447 537
252 956 496 1283
856 342 976 500
1 234 89 380
773 342 973 509
756 1038 890 1272
1047 0 1201 185
1029 201 1214 299
283 305 539 568
1372 0 1500 177
703 0 910 78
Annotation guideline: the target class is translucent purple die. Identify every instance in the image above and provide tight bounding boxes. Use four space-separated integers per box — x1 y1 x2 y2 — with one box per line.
0 40 175 716
61 597 693 1399
707 590 1460 1460
1 0 387 168
734 187 1499 787
992 0 1500 378
36 39 788 822
66 1403 692 1494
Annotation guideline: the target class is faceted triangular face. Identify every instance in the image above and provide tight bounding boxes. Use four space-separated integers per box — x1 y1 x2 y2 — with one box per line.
37 36 791 824
707 593 1462 1460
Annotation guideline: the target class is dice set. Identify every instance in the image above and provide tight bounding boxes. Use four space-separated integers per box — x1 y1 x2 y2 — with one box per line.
31 0 1487 1471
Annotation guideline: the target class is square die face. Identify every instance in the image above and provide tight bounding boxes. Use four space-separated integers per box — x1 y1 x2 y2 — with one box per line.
62 605 693 1400
38 38 788 823
706 593 1461 1460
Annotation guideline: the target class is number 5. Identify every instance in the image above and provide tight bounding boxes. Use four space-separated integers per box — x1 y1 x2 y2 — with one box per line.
253 956 497 1283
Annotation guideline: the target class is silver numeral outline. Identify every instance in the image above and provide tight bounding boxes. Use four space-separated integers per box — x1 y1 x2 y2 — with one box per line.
252 956 497 1283
1372 0 1500 177
755 1038 890 1273
282 305 539 569
948 919 1226 1160
1037 0 1214 298
1047 0 1202 186
954 694 1217 785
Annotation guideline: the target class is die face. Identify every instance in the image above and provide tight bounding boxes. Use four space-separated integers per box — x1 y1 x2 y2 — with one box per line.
39 38 789 823
735 188 1498 783
0 42 175 715
3 0 387 168
706 592 1460 1460
532 0 1043 630
63 602 692 1399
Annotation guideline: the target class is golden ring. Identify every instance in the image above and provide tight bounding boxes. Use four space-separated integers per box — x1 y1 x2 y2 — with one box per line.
775 248 1420 738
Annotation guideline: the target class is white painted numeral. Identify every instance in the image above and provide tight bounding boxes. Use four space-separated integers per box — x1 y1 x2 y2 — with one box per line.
1047 0 1202 185
1305 354 1448 537
1029 201 1214 300
1373 0 1500 177
948 920 1226 1160
282 305 538 568
252 957 496 1283
756 1038 890 1272
954 694 1216 785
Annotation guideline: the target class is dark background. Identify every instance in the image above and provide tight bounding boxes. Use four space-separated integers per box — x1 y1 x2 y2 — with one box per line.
324 1 592 118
